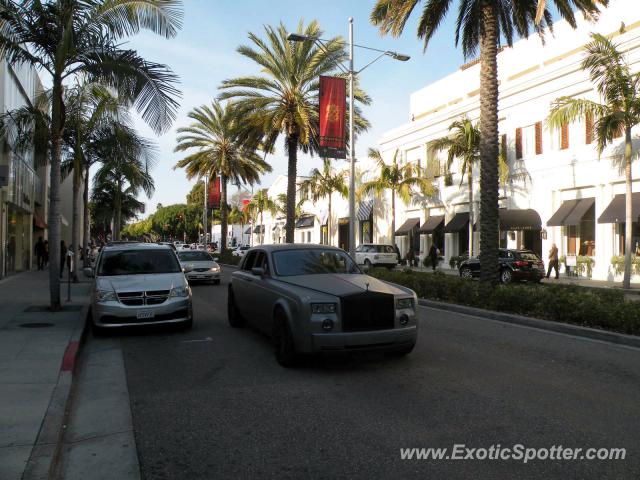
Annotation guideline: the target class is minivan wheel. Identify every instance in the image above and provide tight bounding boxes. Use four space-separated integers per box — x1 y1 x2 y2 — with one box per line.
500 269 512 284
227 288 245 328
460 267 473 279
273 310 299 367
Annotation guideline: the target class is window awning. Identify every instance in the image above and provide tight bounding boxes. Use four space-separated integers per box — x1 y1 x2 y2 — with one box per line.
546 199 580 226
33 211 47 230
295 216 314 228
244 227 251 234
357 200 373 221
395 217 420 236
563 198 595 226
418 215 444 234
598 193 640 223
498 209 542 231
444 212 469 233
253 225 265 234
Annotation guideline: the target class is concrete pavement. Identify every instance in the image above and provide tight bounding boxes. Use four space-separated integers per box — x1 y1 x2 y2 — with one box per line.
0 270 90 480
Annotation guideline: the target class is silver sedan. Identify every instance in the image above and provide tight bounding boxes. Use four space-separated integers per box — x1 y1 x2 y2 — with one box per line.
228 244 418 366
177 250 221 284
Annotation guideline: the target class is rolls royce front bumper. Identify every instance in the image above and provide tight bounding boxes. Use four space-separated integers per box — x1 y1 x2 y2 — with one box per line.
310 325 417 353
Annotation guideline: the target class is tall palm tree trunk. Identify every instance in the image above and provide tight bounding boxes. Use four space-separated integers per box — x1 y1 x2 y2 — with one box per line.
391 189 396 249
468 169 474 256
82 164 90 267
114 181 122 240
260 210 264 245
285 133 299 243
71 148 81 282
220 176 228 255
328 194 332 246
478 0 500 285
623 127 633 289
48 75 63 310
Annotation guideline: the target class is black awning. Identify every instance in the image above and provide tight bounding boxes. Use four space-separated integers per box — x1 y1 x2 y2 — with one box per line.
253 225 265 234
244 227 251 234
563 198 595 226
418 215 444 234
395 217 420 236
598 193 640 223
547 199 580 226
499 209 542 231
295 216 314 228
444 212 469 233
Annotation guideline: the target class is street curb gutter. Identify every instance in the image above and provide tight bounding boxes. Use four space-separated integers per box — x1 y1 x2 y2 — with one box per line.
21 303 90 480
418 299 640 349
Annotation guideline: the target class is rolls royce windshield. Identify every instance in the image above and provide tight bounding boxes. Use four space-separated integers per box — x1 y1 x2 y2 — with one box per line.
272 248 360 276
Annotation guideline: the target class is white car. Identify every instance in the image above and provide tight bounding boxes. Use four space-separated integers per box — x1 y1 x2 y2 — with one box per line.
355 244 399 270
177 250 221 284
231 245 250 257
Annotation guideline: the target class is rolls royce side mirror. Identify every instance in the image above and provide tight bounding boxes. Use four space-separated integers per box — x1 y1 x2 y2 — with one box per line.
83 267 94 278
251 267 265 278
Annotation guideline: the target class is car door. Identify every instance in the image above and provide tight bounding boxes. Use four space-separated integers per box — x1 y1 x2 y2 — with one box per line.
249 251 279 334
234 250 257 321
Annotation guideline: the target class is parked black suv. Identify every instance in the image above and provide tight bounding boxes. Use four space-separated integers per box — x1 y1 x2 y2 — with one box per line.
459 249 545 284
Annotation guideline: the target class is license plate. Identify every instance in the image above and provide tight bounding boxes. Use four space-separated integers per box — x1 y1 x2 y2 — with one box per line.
136 310 155 320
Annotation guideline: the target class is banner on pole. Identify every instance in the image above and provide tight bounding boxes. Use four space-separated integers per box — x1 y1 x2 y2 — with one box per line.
319 76 347 159
208 177 221 209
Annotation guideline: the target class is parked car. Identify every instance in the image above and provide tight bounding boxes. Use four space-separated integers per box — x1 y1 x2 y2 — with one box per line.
228 244 418 366
232 245 250 257
354 244 399 270
458 249 545 284
85 243 193 333
177 250 221 284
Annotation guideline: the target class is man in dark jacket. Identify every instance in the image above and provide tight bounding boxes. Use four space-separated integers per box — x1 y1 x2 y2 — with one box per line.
428 244 439 271
34 237 45 270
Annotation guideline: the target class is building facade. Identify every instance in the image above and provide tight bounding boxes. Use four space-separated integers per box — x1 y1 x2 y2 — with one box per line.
0 60 47 278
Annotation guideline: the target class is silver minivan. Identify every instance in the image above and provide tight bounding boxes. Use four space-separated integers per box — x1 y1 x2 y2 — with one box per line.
85 243 193 332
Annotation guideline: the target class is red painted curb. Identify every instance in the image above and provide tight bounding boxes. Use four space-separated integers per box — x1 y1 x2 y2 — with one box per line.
61 341 80 372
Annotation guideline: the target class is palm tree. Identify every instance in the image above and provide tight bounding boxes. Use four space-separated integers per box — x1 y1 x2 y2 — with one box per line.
370 0 606 285
219 20 370 244
299 159 348 246
246 189 277 245
93 123 157 240
548 33 640 289
227 206 250 246
174 101 272 255
0 0 182 308
429 119 480 256
360 148 434 247
90 178 146 240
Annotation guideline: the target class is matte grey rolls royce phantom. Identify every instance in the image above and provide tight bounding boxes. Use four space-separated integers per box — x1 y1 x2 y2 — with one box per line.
228 244 418 366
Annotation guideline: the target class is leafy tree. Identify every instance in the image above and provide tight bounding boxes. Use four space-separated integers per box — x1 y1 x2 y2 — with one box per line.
174 101 271 255
548 33 640 288
219 20 370 243
0 0 182 308
90 177 145 240
359 148 433 248
246 189 277 245
370 0 606 285
299 159 348 246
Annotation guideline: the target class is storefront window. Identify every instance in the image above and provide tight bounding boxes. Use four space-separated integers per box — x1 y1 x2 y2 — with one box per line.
5 204 30 274
618 223 640 255
579 205 596 256
320 225 328 245
360 220 372 244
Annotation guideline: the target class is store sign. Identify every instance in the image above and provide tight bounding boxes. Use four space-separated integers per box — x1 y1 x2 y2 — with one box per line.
319 76 346 159
566 255 577 267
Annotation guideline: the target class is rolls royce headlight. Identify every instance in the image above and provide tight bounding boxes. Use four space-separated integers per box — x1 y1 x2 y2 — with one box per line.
96 289 118 303
170 285 190 298
311 303 337 314
396 298 414 310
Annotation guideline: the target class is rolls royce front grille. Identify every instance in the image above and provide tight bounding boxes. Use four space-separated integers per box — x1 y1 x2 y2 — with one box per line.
340 291 395 332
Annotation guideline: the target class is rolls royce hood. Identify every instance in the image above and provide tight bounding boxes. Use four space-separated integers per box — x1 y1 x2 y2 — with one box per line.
96 273 186 293
277 274 408 297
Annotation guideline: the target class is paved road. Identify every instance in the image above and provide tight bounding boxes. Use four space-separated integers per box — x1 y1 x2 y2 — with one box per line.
116 268 640 479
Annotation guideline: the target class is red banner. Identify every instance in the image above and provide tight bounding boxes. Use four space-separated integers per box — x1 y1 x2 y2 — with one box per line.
319 76 346 159
208 177 221 209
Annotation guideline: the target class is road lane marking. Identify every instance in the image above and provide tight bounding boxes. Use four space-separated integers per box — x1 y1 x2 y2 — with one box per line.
181 337 213 343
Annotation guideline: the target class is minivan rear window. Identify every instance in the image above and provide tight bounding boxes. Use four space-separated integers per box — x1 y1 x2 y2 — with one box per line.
98 249 181 276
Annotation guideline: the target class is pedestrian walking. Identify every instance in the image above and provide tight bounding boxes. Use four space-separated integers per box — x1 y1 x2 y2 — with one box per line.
546 243 559 279
428 243 439 271
60 240 68 278
43 240 49 267
34 236 45 270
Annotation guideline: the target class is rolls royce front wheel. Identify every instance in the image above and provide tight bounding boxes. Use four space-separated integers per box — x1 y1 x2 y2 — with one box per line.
227 288 245 328
273 310 299 367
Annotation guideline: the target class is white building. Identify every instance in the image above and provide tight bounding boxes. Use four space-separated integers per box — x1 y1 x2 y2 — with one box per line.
375 0 640 281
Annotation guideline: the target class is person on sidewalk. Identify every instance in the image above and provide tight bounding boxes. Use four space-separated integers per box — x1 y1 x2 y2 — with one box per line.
428 244 439 271
547 243 559 279
34 237 45 270
43 240 49 268
60 240 68 278
394 244 401 264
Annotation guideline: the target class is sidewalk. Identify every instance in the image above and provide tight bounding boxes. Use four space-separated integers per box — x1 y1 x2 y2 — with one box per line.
402 263 640 295
0 269 91 480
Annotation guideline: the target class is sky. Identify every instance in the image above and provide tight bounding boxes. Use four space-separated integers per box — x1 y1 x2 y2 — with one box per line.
126 0 468 216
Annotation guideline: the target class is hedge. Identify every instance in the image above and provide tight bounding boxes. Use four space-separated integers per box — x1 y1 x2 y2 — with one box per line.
215 250 242 266
368 268 640 336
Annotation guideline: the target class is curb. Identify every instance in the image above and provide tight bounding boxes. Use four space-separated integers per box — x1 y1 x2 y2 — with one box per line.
21 302 90 480
418 299 640 349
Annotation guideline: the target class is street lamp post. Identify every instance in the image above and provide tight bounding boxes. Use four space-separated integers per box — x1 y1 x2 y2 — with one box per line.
288 19 409 258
